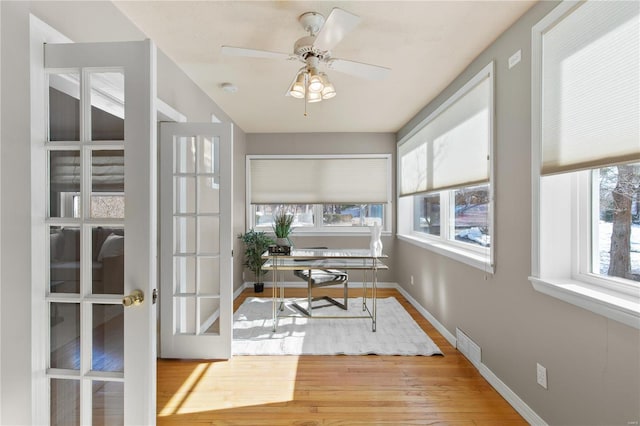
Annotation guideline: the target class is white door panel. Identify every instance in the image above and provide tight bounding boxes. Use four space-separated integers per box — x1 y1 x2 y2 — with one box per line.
44 40 157 425
160 122 233 359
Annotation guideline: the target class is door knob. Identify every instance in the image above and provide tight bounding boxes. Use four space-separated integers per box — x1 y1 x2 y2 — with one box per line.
122 289 144 307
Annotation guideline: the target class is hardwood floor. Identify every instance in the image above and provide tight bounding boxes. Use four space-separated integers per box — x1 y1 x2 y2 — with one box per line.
157 288 526 425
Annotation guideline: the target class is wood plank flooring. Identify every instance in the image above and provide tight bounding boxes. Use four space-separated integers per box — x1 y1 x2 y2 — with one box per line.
157 288 526 425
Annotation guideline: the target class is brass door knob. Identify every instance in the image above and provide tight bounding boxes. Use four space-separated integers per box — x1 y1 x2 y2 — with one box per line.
122 289 144 307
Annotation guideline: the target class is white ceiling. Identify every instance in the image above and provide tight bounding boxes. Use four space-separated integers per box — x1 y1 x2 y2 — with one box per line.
113 1 536 133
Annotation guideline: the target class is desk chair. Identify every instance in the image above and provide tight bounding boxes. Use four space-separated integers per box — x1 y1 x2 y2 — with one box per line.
293 247 349 317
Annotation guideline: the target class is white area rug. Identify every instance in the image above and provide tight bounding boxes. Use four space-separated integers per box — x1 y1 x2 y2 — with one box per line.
232 297 443 356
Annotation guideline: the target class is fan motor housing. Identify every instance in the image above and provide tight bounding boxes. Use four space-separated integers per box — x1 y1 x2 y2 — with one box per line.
294 36 328 59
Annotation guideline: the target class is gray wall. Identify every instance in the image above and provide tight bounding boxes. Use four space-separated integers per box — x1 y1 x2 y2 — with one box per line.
396 2 640 425
245 132 396 283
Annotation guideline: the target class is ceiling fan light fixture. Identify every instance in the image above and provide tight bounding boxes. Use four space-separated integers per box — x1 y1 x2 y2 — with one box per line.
289 72 306 98
308 68 324 93
321 82 336 99
307 90 323 103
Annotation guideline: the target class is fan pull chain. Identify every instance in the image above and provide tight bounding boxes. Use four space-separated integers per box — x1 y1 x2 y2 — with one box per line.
304 72 309 117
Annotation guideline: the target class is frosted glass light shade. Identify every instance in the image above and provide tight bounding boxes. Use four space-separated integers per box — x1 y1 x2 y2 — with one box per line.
289 73 306 98
308 72 324 93
307 90 322 103
322 82 336 99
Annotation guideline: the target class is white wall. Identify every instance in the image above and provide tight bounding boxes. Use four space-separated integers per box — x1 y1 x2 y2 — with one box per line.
396 2 640 424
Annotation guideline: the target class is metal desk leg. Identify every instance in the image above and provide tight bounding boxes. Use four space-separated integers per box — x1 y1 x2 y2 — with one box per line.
307 272 313 317
279 268 285 311
372 259 377 332
272 264 277 332
362 269 368 312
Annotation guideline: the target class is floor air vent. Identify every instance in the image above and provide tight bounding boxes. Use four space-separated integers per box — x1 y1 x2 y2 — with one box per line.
456 327 481 368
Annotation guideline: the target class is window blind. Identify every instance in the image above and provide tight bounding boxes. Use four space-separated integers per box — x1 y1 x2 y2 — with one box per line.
399 74 491 197
541 0 640 175
249 156 389 204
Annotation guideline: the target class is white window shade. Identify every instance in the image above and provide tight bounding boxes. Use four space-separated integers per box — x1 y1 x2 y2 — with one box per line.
250 156 389 204
541 0 640 175
399 74 491 197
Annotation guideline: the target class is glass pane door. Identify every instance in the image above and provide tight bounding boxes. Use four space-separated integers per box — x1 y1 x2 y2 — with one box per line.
43 39 156 426
160 123 232 359
47 68 126 426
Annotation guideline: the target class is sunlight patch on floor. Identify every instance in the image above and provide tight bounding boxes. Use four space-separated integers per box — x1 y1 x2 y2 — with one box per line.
158 356 300 416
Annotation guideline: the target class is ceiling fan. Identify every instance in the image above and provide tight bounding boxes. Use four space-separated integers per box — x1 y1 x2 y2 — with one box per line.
221 8 391 108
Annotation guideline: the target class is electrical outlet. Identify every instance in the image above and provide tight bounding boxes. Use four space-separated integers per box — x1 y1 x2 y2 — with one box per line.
536 363 548 389
508 49 522 69
410 275 414 285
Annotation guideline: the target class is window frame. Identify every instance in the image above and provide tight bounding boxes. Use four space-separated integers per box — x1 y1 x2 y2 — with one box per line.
530 0 640 329
397 62 495 273
246 154 393 236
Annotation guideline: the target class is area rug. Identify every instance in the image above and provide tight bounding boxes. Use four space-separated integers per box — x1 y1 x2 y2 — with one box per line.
232 297 443 356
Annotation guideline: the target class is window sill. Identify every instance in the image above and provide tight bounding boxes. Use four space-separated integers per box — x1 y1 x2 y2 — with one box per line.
529 277 640 330
397 234 493 274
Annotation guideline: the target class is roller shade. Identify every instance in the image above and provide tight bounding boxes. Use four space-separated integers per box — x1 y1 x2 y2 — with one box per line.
250 157 389 204
49 150 124 192
399 74 491 196
541 0 640 175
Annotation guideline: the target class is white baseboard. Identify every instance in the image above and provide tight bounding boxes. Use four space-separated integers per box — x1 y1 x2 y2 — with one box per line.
393 285 457 347
393 284 546 425
479 364 548 425
234 280 546 425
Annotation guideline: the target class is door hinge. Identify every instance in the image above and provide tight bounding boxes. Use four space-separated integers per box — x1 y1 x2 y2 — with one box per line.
152 288 158 304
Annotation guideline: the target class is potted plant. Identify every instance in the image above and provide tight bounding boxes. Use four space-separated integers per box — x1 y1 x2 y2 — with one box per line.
273 210 294 247
238 229 274 293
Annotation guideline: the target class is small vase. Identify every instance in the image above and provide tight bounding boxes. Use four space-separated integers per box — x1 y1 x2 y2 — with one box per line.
275 237 290 247
369 223 383 257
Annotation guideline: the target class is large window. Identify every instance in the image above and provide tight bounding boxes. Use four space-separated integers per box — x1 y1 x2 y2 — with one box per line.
247 155 391 234
252 203 385 232
531 0 640 328
397 63 494 271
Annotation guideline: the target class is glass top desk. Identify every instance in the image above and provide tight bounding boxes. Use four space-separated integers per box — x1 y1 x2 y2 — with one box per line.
262 249 388 332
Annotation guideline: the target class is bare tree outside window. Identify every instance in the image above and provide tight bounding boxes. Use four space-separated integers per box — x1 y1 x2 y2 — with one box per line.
598 163 640 281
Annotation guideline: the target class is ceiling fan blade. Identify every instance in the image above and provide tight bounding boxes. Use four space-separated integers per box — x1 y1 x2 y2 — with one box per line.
313 8 361 52
221 45 293 60
327 58 391 81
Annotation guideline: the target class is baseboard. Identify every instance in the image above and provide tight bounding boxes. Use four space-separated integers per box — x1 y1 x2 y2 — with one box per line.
479 364 548 425
393 284 547 425
234 280 546 425
393 285 457 347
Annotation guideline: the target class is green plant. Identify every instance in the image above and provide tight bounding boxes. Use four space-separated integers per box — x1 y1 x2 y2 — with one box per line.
273 210 294 239
238 229 274 283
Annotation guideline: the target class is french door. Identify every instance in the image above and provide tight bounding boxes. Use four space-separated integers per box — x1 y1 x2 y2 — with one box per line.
43 41 156 424
159 122 233 359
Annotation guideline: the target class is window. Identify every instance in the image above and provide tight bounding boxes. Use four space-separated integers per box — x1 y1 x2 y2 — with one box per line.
531 0 640 328
592 165 640 282
397 63 494 271
252 203 385 232
247 155 391 234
